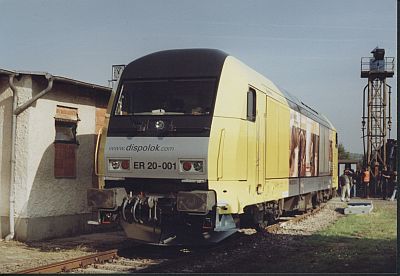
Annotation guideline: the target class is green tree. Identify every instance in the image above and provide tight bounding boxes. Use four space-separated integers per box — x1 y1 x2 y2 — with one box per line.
338 143 350 160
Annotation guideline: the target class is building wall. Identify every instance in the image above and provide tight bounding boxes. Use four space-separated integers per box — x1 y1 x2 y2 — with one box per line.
24 79 96 218
13 76 34 224
0 74 110 241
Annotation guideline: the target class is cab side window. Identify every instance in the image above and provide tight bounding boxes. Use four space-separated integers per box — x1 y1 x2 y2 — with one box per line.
247 88 256 122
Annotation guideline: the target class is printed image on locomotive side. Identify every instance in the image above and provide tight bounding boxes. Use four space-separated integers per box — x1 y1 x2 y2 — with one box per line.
87 49 338 245
289 111 334 177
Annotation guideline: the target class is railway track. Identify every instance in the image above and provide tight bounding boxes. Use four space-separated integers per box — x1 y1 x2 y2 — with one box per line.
16 204 326 274
264 203 326 233
16 250 119 274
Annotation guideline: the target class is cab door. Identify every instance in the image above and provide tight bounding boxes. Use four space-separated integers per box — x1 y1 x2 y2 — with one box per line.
247 87 266 195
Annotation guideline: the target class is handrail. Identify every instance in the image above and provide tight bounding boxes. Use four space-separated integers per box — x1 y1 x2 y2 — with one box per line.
94 128 103 176
217 128 225 180
360 57 395 72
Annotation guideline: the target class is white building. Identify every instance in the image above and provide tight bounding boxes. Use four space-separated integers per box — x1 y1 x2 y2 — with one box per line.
0 69 111 241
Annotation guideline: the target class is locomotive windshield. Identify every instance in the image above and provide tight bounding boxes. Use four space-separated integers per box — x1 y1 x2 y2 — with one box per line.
114 78 216 116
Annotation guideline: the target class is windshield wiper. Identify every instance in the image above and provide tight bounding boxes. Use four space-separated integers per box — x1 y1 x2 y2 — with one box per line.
173 127 210 133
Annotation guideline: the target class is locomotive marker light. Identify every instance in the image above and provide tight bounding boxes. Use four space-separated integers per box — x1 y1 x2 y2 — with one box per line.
108 159 131 171
182 161 192 171
179 160 205 173
121 160 130 170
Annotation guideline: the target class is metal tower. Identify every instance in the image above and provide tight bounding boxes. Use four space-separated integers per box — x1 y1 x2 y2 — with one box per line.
361 47 394 176
108 64 125 88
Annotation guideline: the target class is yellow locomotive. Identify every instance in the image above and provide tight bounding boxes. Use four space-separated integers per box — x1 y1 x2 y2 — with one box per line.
88 49 338 245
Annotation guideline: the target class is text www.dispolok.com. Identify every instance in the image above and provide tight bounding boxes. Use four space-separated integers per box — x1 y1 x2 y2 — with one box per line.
109 144 174 152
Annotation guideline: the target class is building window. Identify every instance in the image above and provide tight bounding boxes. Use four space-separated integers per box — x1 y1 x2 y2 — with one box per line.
55 122 77 143
247 88 256 122
54 106 79 178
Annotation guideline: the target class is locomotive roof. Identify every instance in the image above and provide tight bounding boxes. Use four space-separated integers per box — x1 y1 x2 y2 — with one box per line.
121 48 333 129
120 48 228 80
277 85 334 129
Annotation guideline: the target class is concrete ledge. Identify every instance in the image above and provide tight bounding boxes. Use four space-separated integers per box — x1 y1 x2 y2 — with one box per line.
344 202 373 215
0 216 10 239
13 213 117 241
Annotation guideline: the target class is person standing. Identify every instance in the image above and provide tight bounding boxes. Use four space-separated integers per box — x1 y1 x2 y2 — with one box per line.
340 170 351 202
381 166 391 200
362 166 371 198
345 168 355 197
354 169 362 197
390 171 397 201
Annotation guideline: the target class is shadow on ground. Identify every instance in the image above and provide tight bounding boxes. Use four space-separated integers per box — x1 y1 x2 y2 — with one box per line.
139 204 396 274
139 230 396 274
24 230 133 253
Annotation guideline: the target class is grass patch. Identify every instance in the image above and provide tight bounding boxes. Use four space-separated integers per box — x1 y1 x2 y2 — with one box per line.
270 200 397 273
317 202 397 241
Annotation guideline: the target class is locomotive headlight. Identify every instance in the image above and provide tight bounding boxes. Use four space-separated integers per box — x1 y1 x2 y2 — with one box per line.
111 161 120 170
108 159 130 171
193 161 203 172
177 191 216 214
155 120 165 130
179 193 205 210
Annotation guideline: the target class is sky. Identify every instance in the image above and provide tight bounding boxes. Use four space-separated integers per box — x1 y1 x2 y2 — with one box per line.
0 0 397 154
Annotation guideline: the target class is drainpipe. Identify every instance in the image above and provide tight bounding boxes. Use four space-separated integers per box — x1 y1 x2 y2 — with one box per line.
14 73 54 115
4 74 18 241
5 73 53 241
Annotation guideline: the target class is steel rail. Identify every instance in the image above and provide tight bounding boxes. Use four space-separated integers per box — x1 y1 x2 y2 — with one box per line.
265 203 326 233
16 249 118 274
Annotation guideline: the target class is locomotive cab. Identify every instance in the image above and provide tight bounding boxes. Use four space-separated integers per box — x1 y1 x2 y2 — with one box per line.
88 49 238 245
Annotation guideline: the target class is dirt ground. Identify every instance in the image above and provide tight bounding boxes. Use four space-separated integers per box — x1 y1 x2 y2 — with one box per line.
0 231 134 273
0 197 396 274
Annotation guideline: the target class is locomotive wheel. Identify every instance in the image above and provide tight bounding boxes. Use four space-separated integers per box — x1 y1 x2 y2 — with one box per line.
256 220 269 231
242 200 283 230
255 209 269 231
266 209 279 224
266 199 283 224
254 208 269 230
240 206 268 230
312 191 322 208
